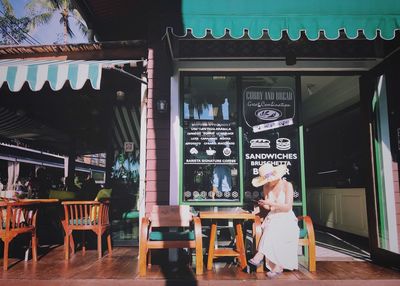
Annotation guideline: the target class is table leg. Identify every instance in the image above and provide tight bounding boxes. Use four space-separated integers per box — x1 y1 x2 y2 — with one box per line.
207 222 217 270
253 216 263 273
234 221 247 268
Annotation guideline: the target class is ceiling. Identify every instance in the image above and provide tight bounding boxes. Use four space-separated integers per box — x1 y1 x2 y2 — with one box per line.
301 76 360 125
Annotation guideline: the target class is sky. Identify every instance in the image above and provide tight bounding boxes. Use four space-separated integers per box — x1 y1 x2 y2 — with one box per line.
4 0 87 45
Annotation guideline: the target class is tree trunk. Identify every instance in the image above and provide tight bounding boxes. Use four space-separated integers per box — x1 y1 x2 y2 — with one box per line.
62 7 68 44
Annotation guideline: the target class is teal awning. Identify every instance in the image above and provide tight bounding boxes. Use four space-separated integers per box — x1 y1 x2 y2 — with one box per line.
175 0 400 40
0 59 137 92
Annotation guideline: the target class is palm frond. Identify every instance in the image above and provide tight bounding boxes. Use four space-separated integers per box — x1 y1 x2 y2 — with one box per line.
71 8 84 22
67 0 75 11
26 0 56 12
72 9 87 36
29 12 53 29
25 0 86 43
50 0 62 9
75 19 88 36
0 0 14 16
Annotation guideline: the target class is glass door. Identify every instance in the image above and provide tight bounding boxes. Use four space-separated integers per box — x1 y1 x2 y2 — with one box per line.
362 70 400 266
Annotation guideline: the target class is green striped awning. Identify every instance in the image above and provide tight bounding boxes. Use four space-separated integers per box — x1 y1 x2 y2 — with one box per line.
0 59 136 92
173 0 400 40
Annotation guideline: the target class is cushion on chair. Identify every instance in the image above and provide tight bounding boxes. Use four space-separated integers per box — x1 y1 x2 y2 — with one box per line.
95 189 112 201
69 218 98 225
299 228 308 239
122 211 139 220
149 230 195 241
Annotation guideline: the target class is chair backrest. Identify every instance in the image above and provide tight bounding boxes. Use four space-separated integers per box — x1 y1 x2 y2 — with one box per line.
0 201 38 233
62 200 110 226
149 205 192 227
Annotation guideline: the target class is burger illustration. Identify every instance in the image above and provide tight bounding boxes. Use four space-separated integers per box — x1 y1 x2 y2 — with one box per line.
276 138 291 150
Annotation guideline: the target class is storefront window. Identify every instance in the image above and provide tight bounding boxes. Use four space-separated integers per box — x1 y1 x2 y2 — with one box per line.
182 76 240 204
181 74 301 207
241 76 301 202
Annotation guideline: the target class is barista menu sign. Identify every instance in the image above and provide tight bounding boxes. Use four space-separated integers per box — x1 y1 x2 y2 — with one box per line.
242 86 301 202
243 86 295 133
184 121 238 165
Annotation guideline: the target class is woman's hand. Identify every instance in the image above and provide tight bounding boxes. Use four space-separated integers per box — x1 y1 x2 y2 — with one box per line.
258 199 271 210
259 199 273 205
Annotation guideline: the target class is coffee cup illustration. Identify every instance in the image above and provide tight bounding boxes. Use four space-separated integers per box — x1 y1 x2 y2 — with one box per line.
206 147 216 156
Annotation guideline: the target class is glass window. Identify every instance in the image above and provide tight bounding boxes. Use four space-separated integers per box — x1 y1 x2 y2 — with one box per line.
241 76 300 202
180 74 301 207
182 76 240 204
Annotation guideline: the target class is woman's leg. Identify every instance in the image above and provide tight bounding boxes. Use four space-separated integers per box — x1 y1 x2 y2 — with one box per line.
251 251 264 263
265 258 283 273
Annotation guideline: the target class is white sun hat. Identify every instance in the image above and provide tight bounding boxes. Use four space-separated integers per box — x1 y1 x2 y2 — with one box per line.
251 163 288 187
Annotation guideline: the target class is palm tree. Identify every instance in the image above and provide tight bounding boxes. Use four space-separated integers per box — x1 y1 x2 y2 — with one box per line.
0 0 31 45
0 0 13 15
26 0 87 44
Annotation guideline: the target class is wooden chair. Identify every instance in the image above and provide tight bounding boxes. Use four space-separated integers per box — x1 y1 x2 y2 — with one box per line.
62 200 112 259
0 201 39 270
252 209 316 272
139 205 203 276
298 215 316 272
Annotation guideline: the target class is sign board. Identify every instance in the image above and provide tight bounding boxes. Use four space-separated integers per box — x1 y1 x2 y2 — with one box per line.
182 120 239 203
242 84 301 203
184 121 237 165
243 86 295 131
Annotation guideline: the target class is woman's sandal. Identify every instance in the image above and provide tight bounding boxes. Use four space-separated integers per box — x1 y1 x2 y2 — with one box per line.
248 258 263 267
266 270 283 278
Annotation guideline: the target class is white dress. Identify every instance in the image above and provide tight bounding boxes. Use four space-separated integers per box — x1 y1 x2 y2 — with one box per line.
258 189 299 271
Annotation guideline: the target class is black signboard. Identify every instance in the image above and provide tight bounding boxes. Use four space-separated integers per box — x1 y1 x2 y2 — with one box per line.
184 121 238 165
242 85 301 203
183 120 239 202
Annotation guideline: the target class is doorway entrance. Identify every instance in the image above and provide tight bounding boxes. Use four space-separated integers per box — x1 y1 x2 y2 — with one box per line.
301 75 370 261
361 67 400 267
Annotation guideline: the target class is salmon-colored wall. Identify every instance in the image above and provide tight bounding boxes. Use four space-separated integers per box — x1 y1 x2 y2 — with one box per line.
144 27 172 214
393 161 400 251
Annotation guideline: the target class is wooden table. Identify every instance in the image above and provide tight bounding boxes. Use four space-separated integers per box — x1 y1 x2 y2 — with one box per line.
19 198 60 204
199 211 262 271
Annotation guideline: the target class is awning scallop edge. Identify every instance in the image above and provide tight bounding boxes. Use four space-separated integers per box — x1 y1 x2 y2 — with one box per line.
0 59 136 92
171 0 400 41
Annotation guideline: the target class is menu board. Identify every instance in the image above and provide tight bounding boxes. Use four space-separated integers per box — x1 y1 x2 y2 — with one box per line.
242 85 302 203
184 121 238 165
182 119 240 203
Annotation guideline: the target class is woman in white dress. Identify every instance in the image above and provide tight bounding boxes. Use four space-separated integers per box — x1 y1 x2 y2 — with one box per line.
248 163 299 277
